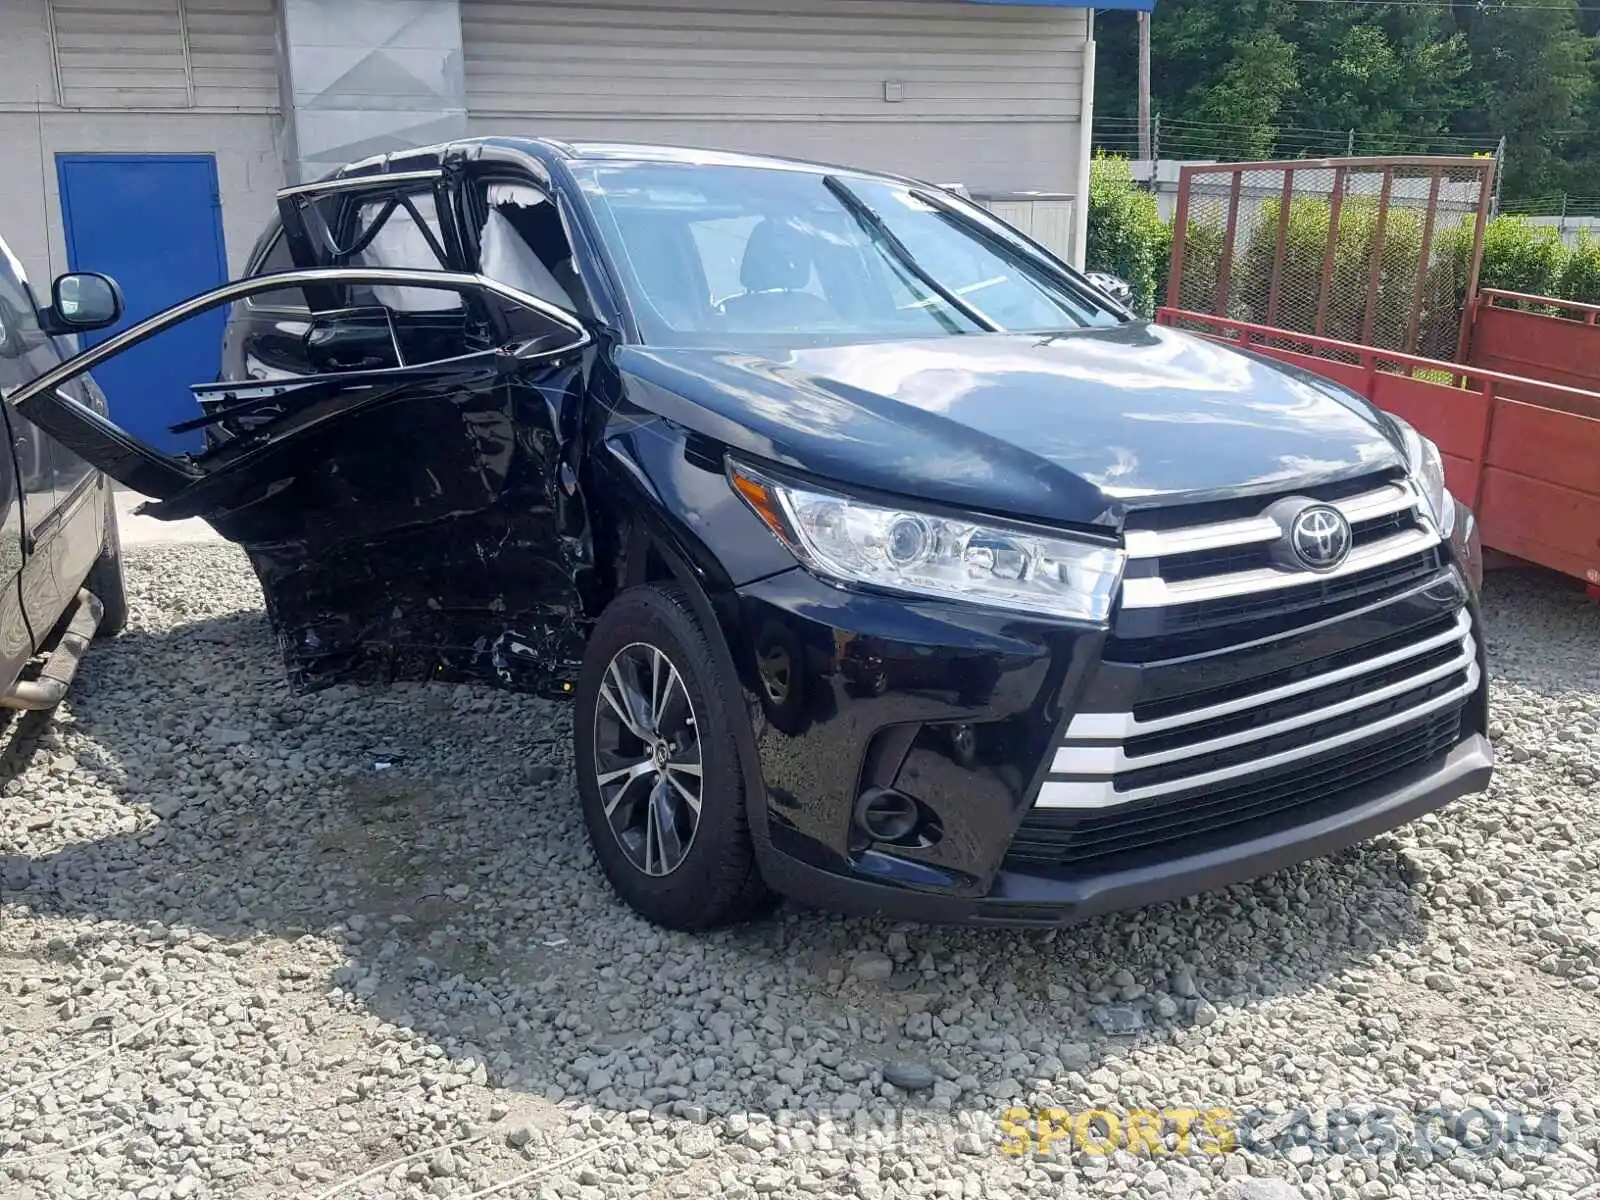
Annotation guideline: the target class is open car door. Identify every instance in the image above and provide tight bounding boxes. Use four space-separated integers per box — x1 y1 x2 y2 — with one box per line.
6 266 597 696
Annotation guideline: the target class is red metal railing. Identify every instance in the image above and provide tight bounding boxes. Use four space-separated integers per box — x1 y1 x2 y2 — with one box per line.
1155 307 1600 402
1479 289 1600 325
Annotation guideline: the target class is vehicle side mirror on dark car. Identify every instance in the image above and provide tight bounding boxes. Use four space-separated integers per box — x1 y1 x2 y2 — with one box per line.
41 272 123 334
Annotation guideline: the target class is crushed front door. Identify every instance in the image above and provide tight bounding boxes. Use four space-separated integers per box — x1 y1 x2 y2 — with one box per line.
6 266 597 696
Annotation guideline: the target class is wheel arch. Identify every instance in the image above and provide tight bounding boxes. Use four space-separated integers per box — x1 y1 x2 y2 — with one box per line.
585 446 778 858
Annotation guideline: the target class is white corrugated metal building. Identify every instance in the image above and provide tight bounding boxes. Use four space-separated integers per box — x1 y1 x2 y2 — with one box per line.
0 0 1152 310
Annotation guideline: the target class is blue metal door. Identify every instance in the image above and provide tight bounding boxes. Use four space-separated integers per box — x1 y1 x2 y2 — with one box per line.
57 154 229 452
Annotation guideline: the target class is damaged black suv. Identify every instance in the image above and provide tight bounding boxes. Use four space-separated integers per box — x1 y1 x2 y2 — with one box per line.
8 138 1491 931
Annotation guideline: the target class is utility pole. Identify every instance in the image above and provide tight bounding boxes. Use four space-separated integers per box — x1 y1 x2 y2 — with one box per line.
1137 10 1152 162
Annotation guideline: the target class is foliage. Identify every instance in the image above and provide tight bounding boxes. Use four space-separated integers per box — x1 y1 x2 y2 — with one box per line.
1083 156 1168 316
1167 218 1223 315
1084 149 1600 336
1214 194 1466 355
1476 216 1568 297
1182 32 1299 160
1557 234 1600 305
1093 0 1600 209
1453 0 1595 201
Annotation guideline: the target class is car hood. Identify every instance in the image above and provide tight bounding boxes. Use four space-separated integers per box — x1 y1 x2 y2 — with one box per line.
616 322 1404 529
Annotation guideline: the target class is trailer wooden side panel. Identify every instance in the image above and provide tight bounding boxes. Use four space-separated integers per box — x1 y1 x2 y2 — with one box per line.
1469 293 1600 402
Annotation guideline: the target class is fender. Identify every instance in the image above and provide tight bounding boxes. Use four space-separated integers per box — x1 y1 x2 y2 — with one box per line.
590 428 797 859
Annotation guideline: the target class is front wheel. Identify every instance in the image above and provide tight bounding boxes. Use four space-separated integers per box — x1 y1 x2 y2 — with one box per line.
573 584 775 930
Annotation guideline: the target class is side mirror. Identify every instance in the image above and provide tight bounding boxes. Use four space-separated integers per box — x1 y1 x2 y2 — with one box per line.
41 272 123 334
1084 271 1134 307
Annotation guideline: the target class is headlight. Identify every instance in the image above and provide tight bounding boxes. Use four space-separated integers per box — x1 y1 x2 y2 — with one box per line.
1391 416 1454 538
729 462 1126 623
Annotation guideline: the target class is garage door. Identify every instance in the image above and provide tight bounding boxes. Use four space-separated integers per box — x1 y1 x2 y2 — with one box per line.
461 0 1086 194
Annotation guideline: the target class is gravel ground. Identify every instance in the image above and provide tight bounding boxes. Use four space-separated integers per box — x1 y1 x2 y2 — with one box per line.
1 542 1597 1200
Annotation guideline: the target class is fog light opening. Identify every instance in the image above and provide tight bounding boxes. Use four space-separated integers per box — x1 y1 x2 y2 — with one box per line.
854 787 920 843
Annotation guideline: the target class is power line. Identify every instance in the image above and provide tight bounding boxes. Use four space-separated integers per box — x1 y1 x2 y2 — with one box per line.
1101 116 1496 142
1277 0 1599 10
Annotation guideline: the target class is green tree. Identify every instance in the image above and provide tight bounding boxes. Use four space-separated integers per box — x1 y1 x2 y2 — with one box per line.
1091 0 1597 207
1453 0 1593 199
1286 7 1471 150
1096 0 1298 159
1184 32 1299 158
1084 156 1168 314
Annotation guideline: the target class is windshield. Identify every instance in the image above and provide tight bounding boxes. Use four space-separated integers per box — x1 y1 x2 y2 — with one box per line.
573 162 1122 347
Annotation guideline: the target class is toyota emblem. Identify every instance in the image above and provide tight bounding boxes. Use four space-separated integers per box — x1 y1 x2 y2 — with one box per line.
1289 504 1352 571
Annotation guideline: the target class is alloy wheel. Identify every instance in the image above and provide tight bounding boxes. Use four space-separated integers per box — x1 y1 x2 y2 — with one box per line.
591 641 703 876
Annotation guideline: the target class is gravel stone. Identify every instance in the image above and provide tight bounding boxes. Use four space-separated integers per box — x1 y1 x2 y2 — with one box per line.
1 548 1597 1200
882 1061 936 1090
1223 1181 1304 1200
1058 1042 1093 1071
1091 1002 1145 1035
849 950 894 981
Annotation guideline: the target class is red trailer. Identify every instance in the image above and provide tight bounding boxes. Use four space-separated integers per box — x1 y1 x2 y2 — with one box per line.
1159 156 1600 591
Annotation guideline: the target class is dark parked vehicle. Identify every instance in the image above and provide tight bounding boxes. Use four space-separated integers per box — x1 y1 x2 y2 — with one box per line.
0 235 127 713
7 140 1491 930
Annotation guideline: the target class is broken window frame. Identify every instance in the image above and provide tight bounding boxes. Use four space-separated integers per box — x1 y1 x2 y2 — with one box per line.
4 267 592 500
275 170 473 312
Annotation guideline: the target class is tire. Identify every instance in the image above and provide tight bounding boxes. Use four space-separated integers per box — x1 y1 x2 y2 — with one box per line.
85 493 128 638
574 584 775 930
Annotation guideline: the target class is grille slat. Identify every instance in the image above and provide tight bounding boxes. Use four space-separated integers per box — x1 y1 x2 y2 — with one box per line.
1110 547 1448 661
1128 642 1463 756
1111 477 1450 660
1128 610 1464 726
1157 509 1412 584
1007 474 1477 878
1038 665 1475 809
1008 711 1462 873
1114 669 1468 789
1026 718 1452 843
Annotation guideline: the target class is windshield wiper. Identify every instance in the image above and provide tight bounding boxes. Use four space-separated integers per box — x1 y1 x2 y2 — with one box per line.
821 175 1000 333
910 187 1123 325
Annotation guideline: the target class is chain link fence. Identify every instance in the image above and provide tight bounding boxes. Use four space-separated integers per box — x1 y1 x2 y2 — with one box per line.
1165 157 1495 362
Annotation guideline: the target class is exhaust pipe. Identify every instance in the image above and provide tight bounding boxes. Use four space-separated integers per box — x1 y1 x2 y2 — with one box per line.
3 589 104 711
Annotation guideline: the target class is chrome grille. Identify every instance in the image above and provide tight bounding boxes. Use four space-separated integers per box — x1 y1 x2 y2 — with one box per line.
1108 480 1449 660
1119 481 1435 610
1009 710 1465 871
1034 480 1472 812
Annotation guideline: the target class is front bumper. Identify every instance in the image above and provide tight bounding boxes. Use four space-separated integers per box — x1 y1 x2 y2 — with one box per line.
758 734 1491 927
721 545 1491 927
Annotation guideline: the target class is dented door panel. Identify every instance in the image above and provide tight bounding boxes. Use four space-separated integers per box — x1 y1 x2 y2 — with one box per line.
216 357 595 693
6 267 596 695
